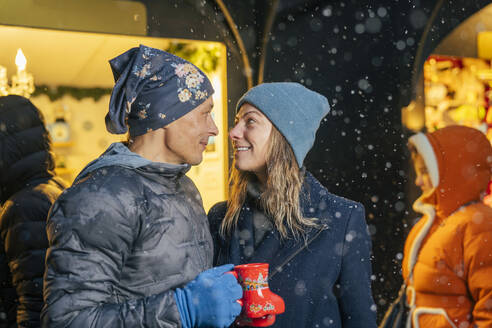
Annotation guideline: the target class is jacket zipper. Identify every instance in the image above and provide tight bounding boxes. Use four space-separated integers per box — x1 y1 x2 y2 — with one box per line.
270 225 326 279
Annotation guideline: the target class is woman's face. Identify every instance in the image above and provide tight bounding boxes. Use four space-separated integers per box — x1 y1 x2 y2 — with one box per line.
413 153 433 194
229 103 273 175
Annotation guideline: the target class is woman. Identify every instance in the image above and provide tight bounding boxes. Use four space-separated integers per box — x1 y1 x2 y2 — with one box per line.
208 82 377 328
403 126 492 327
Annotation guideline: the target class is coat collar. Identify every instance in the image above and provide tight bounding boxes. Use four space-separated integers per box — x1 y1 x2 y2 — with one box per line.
227 210 327 279
225 172 331 277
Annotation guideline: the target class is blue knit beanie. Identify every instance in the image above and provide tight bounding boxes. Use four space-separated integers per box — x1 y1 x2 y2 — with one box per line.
107 45 214 136
236 82 330 168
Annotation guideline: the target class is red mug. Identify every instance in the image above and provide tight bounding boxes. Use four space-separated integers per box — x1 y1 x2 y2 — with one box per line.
228 263 285 327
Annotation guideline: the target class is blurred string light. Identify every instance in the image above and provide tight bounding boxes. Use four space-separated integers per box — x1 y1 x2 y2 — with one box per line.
0 48 35 98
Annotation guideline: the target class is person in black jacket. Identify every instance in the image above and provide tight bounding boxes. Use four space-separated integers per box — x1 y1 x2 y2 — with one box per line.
41 45 242 328
0 95 66 327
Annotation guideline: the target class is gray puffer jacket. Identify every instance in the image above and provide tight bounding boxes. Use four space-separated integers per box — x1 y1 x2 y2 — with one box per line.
41 143 213 327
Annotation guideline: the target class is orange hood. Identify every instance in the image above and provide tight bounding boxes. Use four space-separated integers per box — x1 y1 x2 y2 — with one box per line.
409 125 492 219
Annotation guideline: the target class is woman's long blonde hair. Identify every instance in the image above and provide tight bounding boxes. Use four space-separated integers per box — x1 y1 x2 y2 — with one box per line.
220 127 318 239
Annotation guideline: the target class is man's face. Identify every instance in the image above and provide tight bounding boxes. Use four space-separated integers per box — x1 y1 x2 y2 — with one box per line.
162 97 218 165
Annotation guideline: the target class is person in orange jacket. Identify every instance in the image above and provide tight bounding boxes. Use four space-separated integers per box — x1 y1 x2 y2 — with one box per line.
402 125 492 327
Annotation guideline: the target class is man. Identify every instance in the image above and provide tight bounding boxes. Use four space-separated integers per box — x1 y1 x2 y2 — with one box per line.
0 95 66 327
41 45 242 328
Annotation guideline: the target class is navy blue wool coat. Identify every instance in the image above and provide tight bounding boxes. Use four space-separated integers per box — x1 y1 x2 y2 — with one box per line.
208 172 377 328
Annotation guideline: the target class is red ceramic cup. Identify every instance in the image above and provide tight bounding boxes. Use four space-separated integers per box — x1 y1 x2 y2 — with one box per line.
227 263 285 327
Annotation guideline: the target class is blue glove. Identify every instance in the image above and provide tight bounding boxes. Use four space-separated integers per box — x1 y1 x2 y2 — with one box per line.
174 264 243 328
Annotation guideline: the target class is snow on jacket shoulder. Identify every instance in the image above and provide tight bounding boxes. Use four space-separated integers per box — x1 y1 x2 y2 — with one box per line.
42 158 213 328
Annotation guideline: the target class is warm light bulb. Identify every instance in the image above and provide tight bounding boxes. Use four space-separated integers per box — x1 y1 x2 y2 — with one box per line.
15 48 27 71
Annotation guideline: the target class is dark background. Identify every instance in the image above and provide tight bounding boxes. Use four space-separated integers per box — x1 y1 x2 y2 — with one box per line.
141 0 490 321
